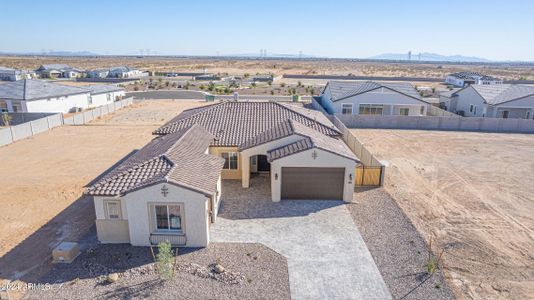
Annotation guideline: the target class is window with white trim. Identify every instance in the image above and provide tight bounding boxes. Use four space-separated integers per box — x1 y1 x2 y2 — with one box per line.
341 103 353 114
222 152 238 170
400 108 409 116
105 200 121 220
154 204 182 231
359 104 384 115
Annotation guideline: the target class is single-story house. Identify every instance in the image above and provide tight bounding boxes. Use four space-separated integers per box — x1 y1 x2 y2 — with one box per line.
445 72 502 87
87 101 359 247
0 67 33 81
193 74 221 81
87 85 126 107
447 84 534 118
35 64 84 78
0 79 91 113
0 80 126 113
87 69 110 78
320 81 429 116
108 66 147 78
251 74 275 82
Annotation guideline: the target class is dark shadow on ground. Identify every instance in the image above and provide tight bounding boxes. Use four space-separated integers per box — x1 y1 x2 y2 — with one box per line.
218 176 344 220
0 150 141 284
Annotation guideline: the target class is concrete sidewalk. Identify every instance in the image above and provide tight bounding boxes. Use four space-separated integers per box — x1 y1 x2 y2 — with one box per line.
210 178 391 300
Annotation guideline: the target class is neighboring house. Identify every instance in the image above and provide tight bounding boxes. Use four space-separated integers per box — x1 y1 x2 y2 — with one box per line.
0 79 91 113
0 67 33 81
35 64 84 78
445 72 502 87
108 66 147 78
320 81 429 116
86 69 110 78
87 101 359 247
438 88 461 110
87 85 126 107
448 84 534 118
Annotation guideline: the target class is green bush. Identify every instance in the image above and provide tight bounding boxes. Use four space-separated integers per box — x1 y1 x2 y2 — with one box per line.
157 241 175 281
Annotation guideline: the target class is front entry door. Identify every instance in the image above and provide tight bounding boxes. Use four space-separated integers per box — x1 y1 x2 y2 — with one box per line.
257 155 270 172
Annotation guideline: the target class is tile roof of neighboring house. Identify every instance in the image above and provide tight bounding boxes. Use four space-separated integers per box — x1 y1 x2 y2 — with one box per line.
0 79 89 101
448 72 499 81
110 66 137 73
265 120 358 162
154 101 341 146
39 64 71 70
325 81 423 102
87 84 125 95
87 124 224 197
439 88 461 98
464 84 534 105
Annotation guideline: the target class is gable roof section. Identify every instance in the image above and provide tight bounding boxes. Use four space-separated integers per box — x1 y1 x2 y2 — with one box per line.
86 125 224 197
325 81 423 102
0 79 89 101
154 101 341 147
456 84 534 105
254 119 358 162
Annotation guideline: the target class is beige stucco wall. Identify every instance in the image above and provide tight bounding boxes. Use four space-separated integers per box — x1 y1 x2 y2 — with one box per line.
209 146 242 179
123 183 210 247
96 220 130 243
270 148 357 203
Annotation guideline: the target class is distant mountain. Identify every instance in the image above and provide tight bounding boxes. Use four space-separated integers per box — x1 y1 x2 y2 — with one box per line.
0 50 99 56
368 52 492 62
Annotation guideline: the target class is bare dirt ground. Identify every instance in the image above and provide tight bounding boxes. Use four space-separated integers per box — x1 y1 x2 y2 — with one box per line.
352 129 534 300
0 100 204 295
1 55 533 80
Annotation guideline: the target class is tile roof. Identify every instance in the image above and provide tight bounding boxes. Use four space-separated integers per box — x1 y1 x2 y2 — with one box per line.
39 64 71 70
325 81 423 102
449 72 499 81
87 125 224 197
263 120 358 162
153 101 341 146
0 79 89 101
463 84 534 105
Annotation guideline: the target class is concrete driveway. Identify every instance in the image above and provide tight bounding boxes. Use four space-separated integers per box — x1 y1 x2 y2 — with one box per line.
210 176 391 300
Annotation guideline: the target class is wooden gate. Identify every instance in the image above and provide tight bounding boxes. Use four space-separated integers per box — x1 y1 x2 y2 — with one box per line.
355 166 383 186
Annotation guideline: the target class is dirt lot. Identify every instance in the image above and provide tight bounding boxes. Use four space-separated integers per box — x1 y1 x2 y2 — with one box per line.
1 55 533 80
0 100 204 288
352 129 534 300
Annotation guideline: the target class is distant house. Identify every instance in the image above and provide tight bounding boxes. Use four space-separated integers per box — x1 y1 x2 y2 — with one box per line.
87 85 126 107
447 84 534 119
86 69 110 78
445 72 502 87
0 67 33 81
108 66 147 78
0 80 126 113
0 79 91 113
438 88 461 110
35 64 84 78
320 81 429 116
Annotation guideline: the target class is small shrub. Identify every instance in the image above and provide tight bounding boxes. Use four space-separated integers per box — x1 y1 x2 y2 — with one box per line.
1 112 12 126
435 283 441 289
157 241 175 281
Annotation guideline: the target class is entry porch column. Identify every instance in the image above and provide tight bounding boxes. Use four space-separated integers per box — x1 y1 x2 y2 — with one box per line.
241 152 250 188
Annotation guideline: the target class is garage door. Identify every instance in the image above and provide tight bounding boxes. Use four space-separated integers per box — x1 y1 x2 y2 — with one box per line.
281 167 345 200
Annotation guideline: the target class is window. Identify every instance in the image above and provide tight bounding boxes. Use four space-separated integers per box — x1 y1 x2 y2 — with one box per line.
526 111 531 119
0 101 7 112
341 103 353 114
12 101 22 112
501 110 509 119
420 106 425 115
106 93 112 102
154 204 182 231
359 104 384 115
87 95 93 105
105 200 121 219
222 152 238 170
399 108 409 116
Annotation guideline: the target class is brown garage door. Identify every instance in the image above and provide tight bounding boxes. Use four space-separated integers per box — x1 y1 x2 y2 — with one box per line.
281 167 345 200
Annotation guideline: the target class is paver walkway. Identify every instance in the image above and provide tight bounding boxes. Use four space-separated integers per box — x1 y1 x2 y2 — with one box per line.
210 176 391 300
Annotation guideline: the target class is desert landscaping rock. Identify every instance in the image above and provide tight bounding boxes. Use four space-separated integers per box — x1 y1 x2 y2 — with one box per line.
107 273 119 283
348 187 455 300
23 243 289 300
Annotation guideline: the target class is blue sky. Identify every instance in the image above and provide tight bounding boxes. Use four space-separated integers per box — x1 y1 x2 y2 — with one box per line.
1 0 533 61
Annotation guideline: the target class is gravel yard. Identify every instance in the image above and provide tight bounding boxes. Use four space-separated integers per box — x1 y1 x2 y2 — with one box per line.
23 243 289 300
349 187 454 300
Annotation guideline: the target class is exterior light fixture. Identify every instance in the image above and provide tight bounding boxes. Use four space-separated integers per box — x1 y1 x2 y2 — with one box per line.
275 173 278 180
